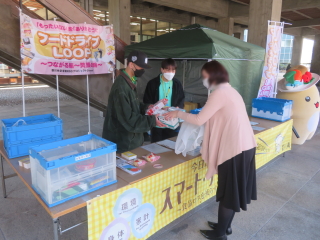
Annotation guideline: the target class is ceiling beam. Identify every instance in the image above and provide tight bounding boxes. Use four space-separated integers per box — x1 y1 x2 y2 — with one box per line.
301 27 320 35
131 2 191 25
283 27 302 36
229 2 249 18
282 0 320 11
292 10 312 19
131 21 170 31
145 2 156 8
231 0 249 5
285 18 320 28
230 0 320 19
142 0 229 18
176 9 184 14
282 27 320 36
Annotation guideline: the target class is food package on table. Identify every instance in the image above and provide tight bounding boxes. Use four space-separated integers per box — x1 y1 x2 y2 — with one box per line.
167 107 186 113
121 151 137 160
158 116 179 130
130 159 147 167
146 99 168 115
142 153 161 163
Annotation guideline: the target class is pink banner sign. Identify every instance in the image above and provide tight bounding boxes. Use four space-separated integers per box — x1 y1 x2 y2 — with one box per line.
257 23 283 98
20 13 115 75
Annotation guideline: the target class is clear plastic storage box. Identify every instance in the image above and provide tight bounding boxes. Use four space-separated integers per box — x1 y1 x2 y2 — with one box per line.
1 114 63 158
29 134 117 207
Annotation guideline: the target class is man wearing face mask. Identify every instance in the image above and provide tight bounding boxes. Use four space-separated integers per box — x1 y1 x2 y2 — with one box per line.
143 58 185 142
102 50 166 153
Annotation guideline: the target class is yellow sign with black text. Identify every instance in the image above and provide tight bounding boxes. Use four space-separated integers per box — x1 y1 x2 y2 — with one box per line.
87 120 292 240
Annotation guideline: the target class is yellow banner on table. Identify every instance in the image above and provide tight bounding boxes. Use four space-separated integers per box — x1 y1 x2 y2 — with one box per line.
87 120 293 240
255 120 293 169
88 156 217 240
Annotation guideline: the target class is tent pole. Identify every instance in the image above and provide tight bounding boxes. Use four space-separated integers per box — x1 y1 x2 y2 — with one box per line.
86 75 91 134
182 60 186 90
56 75 60 118
22 72 26 117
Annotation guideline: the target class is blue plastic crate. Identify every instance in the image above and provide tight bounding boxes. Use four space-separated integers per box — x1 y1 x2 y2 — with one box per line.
1 114 63 158
252 97 293 122
190 108 203 114
29 134 117 207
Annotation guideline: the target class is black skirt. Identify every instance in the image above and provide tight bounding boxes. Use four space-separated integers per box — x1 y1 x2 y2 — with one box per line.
216 147 257 212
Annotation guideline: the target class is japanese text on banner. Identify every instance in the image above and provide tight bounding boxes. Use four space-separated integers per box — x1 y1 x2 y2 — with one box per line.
20 13 115 75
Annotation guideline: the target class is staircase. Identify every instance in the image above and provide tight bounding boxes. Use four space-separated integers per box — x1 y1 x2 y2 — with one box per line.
0 0 127 112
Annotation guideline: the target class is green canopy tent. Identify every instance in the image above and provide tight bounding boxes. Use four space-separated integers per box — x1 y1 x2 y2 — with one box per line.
125 24 265 112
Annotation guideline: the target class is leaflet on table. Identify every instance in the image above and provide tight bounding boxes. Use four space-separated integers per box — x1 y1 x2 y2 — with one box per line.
252 126 266 131
156 139 176 150
140 143 171 154
116 157 141 175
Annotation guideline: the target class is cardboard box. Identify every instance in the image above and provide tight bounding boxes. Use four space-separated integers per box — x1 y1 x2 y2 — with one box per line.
184 102 198 113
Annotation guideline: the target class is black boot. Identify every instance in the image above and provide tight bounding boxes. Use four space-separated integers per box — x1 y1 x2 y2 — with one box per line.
200 230 227 240
207 222 232 235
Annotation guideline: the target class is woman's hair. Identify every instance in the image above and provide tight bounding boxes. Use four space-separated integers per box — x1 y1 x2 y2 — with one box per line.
201 60 229 85
161 58 177 70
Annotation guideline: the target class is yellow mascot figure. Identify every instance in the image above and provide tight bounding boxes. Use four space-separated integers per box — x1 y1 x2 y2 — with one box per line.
277 65 320 145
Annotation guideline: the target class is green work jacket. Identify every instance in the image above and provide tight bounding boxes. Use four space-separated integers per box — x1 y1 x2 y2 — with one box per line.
102 70 156 153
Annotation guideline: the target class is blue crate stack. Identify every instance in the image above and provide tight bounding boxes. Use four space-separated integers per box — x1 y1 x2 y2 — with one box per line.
252 97 293 122
1 114 63 158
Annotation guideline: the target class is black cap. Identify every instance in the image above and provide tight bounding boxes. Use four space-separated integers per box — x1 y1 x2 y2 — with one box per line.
127 50 152 69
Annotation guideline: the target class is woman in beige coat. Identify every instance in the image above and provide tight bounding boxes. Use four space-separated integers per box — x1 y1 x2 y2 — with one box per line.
164 61 257 240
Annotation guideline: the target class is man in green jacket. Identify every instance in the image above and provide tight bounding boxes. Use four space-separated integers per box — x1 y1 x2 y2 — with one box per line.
102 50 166 153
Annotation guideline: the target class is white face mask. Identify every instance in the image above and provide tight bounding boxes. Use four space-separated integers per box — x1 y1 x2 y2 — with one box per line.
203 78 217 90
202 78 210 89
163 72 175 81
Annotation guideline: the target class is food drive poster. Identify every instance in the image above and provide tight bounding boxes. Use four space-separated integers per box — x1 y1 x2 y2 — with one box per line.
87 157 218 240
20 13 115 75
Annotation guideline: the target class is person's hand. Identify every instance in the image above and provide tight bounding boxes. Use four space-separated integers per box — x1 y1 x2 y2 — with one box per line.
155 114 167 128
147 104 154 110
163 111 179 120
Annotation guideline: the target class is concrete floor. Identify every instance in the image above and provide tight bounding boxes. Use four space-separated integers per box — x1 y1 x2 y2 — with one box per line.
0 87 319 240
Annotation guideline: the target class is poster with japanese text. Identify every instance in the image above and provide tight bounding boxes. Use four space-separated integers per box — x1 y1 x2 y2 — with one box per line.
87 120 292 240
20 13 115 75
257 23 283 98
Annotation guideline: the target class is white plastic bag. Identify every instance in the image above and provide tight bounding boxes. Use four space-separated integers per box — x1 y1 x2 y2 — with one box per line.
12 119 27 127
175 122 205 157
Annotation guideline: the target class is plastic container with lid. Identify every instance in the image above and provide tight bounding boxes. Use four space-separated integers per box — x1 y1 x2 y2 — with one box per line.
29 134 117 207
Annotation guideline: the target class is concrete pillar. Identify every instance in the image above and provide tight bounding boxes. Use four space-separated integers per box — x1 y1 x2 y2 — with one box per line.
108 0 131 45
248 0 282 47
311 34 320 75
233 25 245 40
291 36 303 66
217 17 234 35
79 0 93 16
191 16 196 24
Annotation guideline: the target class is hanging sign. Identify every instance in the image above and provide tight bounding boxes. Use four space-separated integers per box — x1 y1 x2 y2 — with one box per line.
257 21 284 98
20 13 115 75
